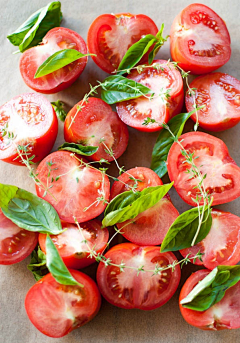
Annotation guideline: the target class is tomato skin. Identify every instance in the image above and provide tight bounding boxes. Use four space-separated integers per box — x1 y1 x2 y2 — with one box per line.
20 27 88 94
167 132 240 206
170 4 231 74
39 220 109 269
25 270 101 338
64 97 129 162
180 269 240 330
185 73 240 131
87 13 158 73
0 93 58 165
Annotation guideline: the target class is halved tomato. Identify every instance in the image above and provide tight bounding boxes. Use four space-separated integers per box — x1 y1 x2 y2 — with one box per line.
64 97 129 162
167 132 240 206
20 27 88 94
87 13 158 73
97 243 181 310
185 72 240 131
39 219 109 269
170 4 231 74
0 93 58 165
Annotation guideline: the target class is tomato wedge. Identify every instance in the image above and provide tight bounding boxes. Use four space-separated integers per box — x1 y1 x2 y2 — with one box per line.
97 243 180 310
167 132 240 206
179 269 240 330
25 270 101 337
87 13 158 73
170 4 231 74
0 93 58 165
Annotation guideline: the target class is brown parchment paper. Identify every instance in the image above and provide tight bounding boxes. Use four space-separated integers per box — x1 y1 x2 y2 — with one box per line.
1 0 240 342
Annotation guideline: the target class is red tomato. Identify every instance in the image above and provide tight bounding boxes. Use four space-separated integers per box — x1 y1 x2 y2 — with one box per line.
39 219 109 269
179 269 240 330
116 60 184 132
185 73 240 131
170 4 231 74
180 210 240 269
87 13 158 73
0 93 58 165
97 243 181 310
64 97 129 162
20 27 88 94
25 270 101 337
167 132 240 206
35 151 110 223
0 209 38 265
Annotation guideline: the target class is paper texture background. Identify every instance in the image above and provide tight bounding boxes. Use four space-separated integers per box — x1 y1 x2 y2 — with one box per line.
1 0 240 342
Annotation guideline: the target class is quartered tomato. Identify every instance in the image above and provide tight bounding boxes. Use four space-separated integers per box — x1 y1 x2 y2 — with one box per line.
25 270 101 338
116 60 184 132
35 151 110 223
20 27 88 94
97 243 180 310
179 269 240 330
64 97 129 162
39 220 109 269
185 73 240 131
180 210 240 270
0 93 58 165
87 13 158 73
167 132 240 206
170 4 231 74
0 209 38 265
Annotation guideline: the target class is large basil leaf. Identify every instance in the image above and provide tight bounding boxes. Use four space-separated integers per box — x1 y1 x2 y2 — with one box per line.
101 75 153 104
161 206 212 252
102 183 173 227
58 142 98 156
27 246 48 281
0 184 62 235
181 266 240 311
51 100 67 122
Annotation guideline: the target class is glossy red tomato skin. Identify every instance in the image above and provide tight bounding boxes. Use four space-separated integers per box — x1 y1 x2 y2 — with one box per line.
179 269 240 330
0 93 58 165
180 209 240 269
64 97 129 162
167 132 240 206
170 4 231 74
20 27 87 94
87 13 158 74
25 270 101 338
185 73 240 131
35 151 110 223
39 220 109 269
0 209 38 265
97 243 181 310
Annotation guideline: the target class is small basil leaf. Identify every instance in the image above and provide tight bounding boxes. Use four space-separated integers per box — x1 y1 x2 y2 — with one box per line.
51 100 67 121
161 206 212 252
0 184 62 235
104 191 141 216
101 75 153 104
181 266 240 311
151 110 195 178
46 235 83 287
27 246 48 281
148 24 169 64
102 183 173 227
58 142 98 156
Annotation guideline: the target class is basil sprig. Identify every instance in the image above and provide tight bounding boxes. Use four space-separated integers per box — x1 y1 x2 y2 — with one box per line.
161 206 212 252
181 266 240 311
58 142 98 156
0 183 62 235
148 24 169 64
7 1 62 52
27 247 48 281
102 183 173 227
51 100 67 122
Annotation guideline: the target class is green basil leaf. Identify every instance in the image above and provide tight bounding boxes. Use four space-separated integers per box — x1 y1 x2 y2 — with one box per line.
101 75 154 104
180 266 240 311
58 142 98 156
161 206 212 252
51 100 67 122
148 24 169 64
46 235 83 287
102 183 173 227
151 110 195 178
0 184 62 235
27 246 48 281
